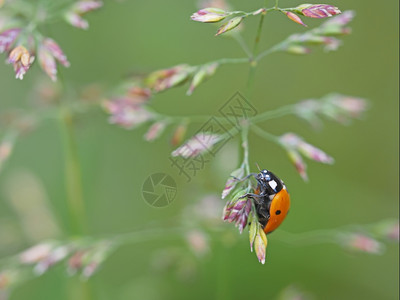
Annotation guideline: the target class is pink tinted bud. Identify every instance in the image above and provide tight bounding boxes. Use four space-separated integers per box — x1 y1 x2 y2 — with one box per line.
280 133 334 166
19 243 53 264
38 45 57 81
170 124 187 147
187 63 218 95
319 10 354 36
330 95 368 118
287 149 308 181
221 167 245 199
222 190 252 234
73 1 103 14
144 121 166 141
8 45 34 80
8 45 27 63
65 12 89 29
323 10 353 27
342 234 384 254
186 230 210 257
191 8 227 23
146 65 191 92
126 87 152 103
42 38 70 67
0 28 21 53
297 141 334 164
284 11 307 27
103 98 154 129
34 246 69 275
300 4 341 18
171 133 220 158
215 16 243 36
254 229 268 264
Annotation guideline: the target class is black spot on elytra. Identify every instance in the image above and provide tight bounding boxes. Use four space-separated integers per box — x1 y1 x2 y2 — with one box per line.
275 210 281 215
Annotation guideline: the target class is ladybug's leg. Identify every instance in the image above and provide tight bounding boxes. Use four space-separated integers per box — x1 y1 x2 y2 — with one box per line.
238 193 265 200
230 173 258 182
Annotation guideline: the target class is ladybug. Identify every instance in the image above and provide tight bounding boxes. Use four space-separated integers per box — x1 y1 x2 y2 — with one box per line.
242 169 291 234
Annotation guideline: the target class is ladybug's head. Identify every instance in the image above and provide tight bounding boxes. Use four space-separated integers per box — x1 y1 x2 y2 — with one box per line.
256 169 283 194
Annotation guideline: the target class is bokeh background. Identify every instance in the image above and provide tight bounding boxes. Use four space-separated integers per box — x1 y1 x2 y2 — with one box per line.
0 0 398 299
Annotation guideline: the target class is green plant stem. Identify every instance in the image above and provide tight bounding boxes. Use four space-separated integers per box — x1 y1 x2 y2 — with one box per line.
238 11 268 176
240 123 252 190
276 229 341 246
231 34 252 57
250 104 295 123
250 124 280 144
60 107 87 235
113 227 186 246
255 43 282 61
155 113 232 125
211 57 250 66
246 12 266 97
252 13 266 58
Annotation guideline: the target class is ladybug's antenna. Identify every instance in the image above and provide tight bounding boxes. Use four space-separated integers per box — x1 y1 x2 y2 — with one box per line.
255 162 261 172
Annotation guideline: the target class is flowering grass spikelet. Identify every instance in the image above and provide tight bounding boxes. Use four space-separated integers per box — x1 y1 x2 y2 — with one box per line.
215 16 243 36
318 10 354 35
279 133 333 180
65 1 103 29
0 28 21 53
170 123 187 147
340 233 385 255
103 98 154 129
221 167 245 199
191 8 228 23
144 121 167 141
297 4 341 18
284 11 307 27
171 132 220 158
254 225 268 264
146 64 192 92
287 149 308 181
7 45 34 79
187 63 218 95
222 190 252 234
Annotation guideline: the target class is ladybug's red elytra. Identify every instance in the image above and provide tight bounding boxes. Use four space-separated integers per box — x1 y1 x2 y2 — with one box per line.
243 169 291 234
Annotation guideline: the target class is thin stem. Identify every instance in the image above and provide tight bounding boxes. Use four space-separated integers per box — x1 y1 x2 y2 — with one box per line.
210 57 250 66
231 34 252 58
255 43 282 61
155 113 232 125
219 125 242 141
276 229 341 246
246 12 266 98
113 227 186 246
60 107 87 235
241 124 250 174
250 124 280 144
250 104 295 123
275 0 279 9
252 13 266 57
240 123 252 191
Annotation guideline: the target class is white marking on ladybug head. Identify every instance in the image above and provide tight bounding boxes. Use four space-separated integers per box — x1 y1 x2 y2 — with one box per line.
269 180 277 190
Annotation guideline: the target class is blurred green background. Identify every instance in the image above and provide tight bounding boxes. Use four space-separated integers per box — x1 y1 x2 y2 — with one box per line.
0 0 398 299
